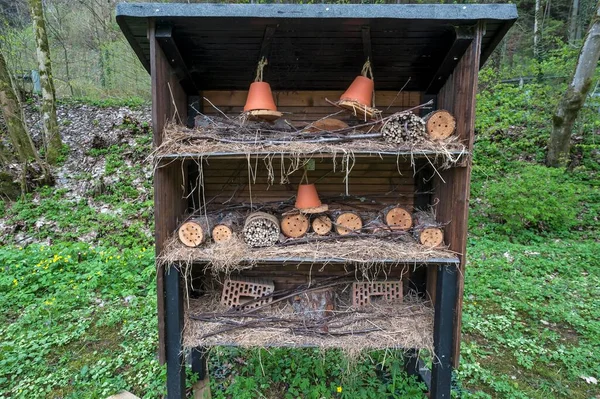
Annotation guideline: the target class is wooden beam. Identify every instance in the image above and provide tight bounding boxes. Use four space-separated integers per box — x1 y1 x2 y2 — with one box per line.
155 24 199 94
150 19 188 365
426 26 475 94
361 25 372 64
258 25 277 62
434 22 484 369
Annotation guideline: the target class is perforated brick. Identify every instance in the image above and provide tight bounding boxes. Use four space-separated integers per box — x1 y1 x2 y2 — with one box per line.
220 277 275 310
352 281 403 307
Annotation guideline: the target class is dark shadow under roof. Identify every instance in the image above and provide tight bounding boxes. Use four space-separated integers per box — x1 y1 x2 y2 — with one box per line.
116 3 517 93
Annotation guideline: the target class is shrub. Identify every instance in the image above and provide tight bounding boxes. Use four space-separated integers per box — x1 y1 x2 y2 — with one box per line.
481 164 580 235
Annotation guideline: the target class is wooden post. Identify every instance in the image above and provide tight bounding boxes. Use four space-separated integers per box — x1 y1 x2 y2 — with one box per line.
150 20 188 364
433 22 484 368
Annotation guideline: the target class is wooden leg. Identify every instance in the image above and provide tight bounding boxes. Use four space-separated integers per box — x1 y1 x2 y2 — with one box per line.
192 347 211 399
430 263 458 399
165 266 185 399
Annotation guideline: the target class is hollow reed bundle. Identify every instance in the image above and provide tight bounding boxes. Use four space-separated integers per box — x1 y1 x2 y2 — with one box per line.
243 212 280 248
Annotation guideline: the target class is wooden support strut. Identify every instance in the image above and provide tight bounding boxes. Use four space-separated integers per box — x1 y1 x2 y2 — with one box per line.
155 24 199 95
425 26 475 94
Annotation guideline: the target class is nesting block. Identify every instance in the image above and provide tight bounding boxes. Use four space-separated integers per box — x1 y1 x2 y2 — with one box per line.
352 281 403 307
220 278 275 310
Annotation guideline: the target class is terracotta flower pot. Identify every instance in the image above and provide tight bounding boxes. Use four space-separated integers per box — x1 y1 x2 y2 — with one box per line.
244 82 277 112
295 184 322 210
340 76 374 107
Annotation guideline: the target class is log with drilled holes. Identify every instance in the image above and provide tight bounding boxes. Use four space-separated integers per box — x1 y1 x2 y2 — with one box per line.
211 212 242 243
423 110 456 140
280 213 310 238
178 217 214 247
412 211 444 248
312 215 333 236
334 211 363 235
382 206 413 231
243 212 280 248
381 111 426 144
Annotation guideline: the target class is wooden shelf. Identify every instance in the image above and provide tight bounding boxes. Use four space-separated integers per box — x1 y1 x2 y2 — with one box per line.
183 295 434 350
156 149 468 161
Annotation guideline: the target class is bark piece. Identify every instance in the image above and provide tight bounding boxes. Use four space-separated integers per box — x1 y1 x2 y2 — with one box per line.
291 288 336 325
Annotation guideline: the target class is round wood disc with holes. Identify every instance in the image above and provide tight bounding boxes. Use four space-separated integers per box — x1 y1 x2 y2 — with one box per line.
335 212 363 235
385 207 413 230
426 110 456 140
419 228 444 248
178 221 205 247
212 224 233 243
281 214 310 238
312 215 333 236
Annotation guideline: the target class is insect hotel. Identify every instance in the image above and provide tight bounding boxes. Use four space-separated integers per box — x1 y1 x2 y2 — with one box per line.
117 3 517 398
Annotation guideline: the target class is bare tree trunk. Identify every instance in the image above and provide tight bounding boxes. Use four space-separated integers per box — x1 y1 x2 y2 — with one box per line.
29 0 62 164
0 51 40 163
534 0 542 58
569 0 581 45
547 1 600 167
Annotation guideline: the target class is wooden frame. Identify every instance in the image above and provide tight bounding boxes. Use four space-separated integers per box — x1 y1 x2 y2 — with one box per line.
117 4 517 398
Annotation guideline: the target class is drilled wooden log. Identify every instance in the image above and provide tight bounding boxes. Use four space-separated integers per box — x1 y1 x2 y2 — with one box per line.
413 211 444 248
381 111 426 144
212 212 242 243
178 217 214 247
243 212 280 248
311 215 333 236
280 213 310 238
382 206 413 231
423 110 456 140
334 211 363 235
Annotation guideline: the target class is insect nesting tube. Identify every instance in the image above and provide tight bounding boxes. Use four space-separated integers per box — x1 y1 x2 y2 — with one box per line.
243 212 280 248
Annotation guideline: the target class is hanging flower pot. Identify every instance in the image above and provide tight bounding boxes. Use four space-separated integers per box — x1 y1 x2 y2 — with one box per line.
336 58 381 121
340 75 374 108
244 81 277 112
242 57 282 122
295 184 322 209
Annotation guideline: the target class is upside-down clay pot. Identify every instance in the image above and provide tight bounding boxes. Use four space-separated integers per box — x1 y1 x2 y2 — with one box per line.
243 82 277 112
295 184 322 209
340 76 374 107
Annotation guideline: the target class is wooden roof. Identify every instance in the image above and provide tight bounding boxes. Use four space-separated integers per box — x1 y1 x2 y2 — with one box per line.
116 3 517 94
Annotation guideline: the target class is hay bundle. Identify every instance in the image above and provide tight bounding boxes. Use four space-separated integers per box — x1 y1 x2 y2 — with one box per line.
381 111 426 144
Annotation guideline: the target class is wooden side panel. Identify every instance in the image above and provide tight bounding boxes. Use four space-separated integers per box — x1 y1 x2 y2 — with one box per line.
198 157 417 211
150 20 189 363
433 23 484 368
202 90 421 123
